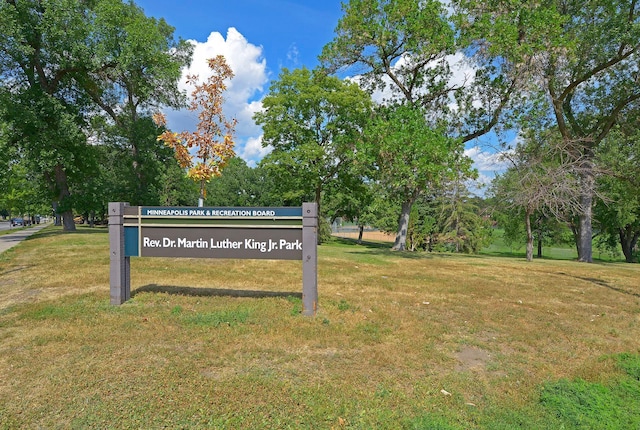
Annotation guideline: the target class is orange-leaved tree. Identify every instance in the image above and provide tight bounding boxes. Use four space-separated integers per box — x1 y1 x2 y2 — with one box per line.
154 55 237 207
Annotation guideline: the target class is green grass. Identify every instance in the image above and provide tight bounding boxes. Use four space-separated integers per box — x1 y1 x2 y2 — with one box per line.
1 225 639 428
176 306 252 327
540 354 640 429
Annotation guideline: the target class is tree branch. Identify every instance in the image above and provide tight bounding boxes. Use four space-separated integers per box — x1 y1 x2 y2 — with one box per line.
461 75 518 143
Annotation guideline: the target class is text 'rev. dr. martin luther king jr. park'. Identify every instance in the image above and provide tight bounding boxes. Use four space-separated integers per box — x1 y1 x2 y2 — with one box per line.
108 202 318 316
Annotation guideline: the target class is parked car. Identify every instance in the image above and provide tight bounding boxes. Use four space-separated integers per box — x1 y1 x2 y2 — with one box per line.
10 218 24 227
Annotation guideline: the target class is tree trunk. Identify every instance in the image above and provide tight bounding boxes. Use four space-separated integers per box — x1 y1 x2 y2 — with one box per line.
525 209 533 262
537 232 543 259
569 221 579 257
357 225 364 245
315 185 322 215
52 201 61 226
315 185 323 245
393 198 414 251
577 197 593 262
54 164 76 232
198 178 205 207
60 211 75 231
577 165 594 262
619 225 639 263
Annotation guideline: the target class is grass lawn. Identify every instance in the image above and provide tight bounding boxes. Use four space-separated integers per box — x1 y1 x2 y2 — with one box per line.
1 225 639 428
479 228 626 262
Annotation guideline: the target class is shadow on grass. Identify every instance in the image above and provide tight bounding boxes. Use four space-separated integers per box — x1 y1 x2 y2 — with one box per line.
558 273 640 298
133 284 302 300
329 236 391 249
479 250 528 259
0 265 33 276
328 237 436 259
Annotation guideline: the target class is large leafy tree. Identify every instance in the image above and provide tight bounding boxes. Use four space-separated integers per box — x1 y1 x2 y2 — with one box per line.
84 1 192 207
0 0 190 229
254 67 372 214
363 104 464 250
319 0 518 250
454 0 640 262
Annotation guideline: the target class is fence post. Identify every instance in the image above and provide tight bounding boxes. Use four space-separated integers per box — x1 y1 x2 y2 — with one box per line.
109 202 130 305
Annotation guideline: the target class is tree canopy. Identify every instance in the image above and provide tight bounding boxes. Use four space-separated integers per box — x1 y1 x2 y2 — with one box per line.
254 67 372 212
0 0 190 228
455 0 640 261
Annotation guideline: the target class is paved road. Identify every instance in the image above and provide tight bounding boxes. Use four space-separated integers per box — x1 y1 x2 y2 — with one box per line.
0 222 52 254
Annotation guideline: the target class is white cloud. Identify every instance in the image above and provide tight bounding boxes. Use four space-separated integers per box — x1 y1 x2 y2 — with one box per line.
162 28 269 166
240 135 273 167
465 146 511 172
286 44 300 66
464 143 515 196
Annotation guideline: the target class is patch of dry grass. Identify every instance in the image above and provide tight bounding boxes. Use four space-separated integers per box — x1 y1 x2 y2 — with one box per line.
1 226 639 428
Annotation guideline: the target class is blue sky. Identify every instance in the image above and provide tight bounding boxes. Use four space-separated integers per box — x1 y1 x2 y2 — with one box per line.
135 0 346 167
134 0 507 190
135 1 343 72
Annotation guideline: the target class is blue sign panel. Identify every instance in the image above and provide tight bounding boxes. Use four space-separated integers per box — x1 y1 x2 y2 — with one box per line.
124 227 139 257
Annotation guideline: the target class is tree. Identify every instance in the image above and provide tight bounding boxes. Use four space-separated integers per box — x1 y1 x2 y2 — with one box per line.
0 0 190 229
205 158 277 207
594 177 639 262
321 0 519 138
362 104 464 250
435 174 493 253
319 0 520 250
594 124 640 263
455 0 640 262
0 118 16 205
93 116 185 206
495 204 571 259
323 173 377 244
406 197 438 252
489 134 584 261
84 2 192 206
254 67 372 214
155 55 236 207
321 0 455 104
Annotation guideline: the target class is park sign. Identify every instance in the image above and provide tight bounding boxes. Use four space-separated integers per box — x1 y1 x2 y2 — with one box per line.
109 202 318 316
125 206 305 259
